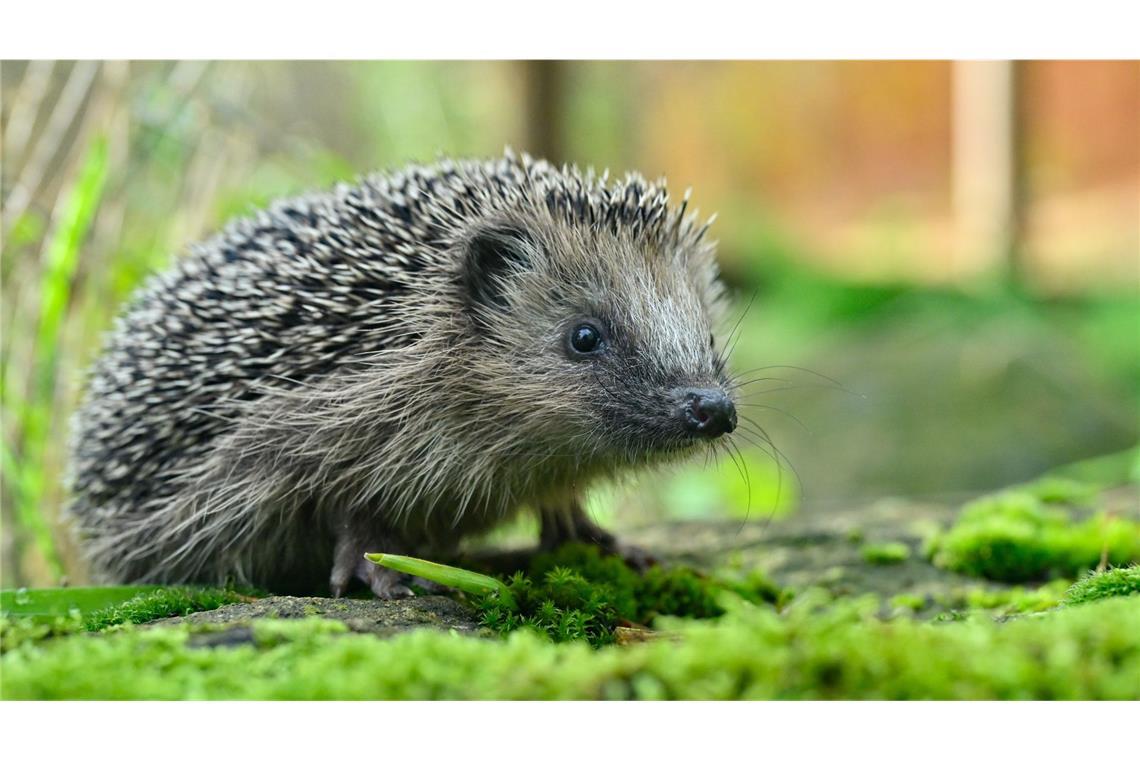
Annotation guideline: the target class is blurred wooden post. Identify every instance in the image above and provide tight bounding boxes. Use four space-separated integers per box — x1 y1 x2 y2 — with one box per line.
520 60 567 165
952 60 1027 282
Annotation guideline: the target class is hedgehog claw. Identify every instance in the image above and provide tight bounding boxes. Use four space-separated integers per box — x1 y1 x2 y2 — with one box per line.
330 553 417 600
363 562 416 600
330 528 419 600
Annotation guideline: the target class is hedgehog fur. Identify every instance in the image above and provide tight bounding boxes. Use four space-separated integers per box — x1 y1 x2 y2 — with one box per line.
68 150 738 597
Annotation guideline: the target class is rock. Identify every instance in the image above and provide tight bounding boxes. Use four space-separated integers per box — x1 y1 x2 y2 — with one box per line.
153 595 484 639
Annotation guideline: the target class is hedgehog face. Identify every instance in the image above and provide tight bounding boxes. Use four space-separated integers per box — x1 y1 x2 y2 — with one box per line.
460 212 735 468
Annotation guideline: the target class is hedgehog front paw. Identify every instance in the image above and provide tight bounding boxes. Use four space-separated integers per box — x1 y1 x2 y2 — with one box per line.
359 562 417 600
330 553 416 600
330 529 417 600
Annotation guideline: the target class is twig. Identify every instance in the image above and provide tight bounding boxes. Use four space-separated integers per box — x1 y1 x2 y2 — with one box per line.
2 60 57 182
3 60 100 235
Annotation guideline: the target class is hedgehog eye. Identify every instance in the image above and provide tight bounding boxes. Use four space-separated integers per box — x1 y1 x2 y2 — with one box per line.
567 321 605 357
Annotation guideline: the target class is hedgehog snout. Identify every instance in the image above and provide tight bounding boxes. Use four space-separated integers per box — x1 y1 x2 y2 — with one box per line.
674 388 737 439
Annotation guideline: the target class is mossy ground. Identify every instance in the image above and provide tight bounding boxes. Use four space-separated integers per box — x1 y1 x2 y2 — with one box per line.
4 559 1139 699
4 593 1139 699
3 453 1137 700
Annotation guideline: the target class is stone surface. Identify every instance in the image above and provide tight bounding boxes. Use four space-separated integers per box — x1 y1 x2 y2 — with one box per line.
627 497 960 601
154 594 484 638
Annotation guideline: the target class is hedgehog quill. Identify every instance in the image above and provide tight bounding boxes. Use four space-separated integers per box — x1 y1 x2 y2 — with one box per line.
68 151 741 598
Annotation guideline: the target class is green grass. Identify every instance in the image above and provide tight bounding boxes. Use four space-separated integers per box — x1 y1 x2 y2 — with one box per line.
4 594 1139 699
2 137 108 581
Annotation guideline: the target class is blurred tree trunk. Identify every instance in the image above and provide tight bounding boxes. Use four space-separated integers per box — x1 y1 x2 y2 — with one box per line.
952 60 1028 283
520 60 566 165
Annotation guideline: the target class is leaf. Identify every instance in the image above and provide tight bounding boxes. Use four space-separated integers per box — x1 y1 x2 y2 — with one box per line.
364 553 514 604
0 585 160 621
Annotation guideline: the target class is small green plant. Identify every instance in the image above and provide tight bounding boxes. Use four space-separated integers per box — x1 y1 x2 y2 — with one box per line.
479 544 728 647
1064 566 1140 606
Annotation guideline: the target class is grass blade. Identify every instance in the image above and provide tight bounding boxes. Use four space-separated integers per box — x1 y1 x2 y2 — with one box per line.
364 553 512 601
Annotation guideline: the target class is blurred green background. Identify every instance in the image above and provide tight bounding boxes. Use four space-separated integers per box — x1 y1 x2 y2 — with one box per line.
2 61 1137 588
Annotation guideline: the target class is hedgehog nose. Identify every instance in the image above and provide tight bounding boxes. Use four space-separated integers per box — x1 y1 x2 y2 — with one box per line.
678 389 737 438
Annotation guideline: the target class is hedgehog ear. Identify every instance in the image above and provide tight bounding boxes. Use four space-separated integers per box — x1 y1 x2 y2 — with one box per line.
463 223 536 313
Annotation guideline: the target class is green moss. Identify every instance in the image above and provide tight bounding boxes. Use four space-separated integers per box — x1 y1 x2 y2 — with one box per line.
888 593 926 613
862 541 911 565
717 568 792 608
478 544 726 646
5 596 1140 699
0 614 84 654
936 580 1070 616
82 586 252 631
1021 477 1097 506
1065 567 1140 606
927 487 1140 583
0 585 256 654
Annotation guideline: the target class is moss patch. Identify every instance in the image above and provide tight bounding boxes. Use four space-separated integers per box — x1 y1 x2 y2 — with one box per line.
0 614 84 654
478 544 730 646
83 586 251 631
888 593 926 613
862 541 911 565
1065 567 1140 606
927 482 1140 583
4 595 1139 699
0 586 254 654
940 579 1071 617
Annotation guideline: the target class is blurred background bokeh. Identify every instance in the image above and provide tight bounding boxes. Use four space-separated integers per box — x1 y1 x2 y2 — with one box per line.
2 61 1137 588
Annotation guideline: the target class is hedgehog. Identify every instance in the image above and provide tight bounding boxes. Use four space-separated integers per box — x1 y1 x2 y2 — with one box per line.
67 150 740 598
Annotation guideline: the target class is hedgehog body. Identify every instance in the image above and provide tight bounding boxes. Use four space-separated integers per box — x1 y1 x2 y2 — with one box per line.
68 151 737 597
